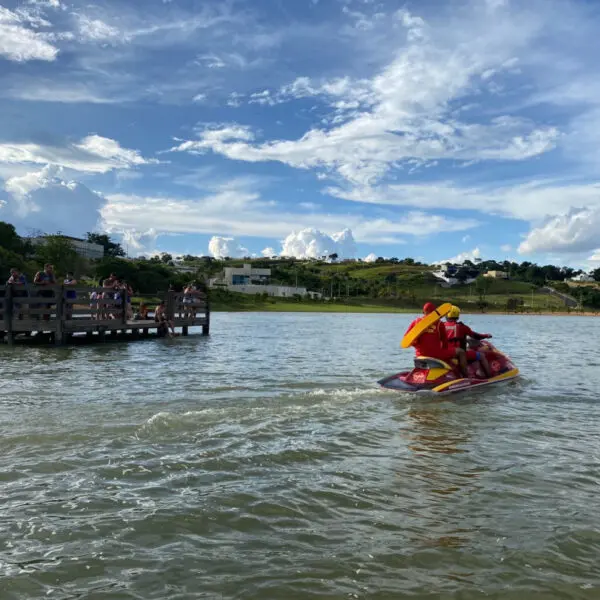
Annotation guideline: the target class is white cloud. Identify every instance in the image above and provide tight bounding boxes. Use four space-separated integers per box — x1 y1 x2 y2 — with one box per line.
364 252 378 263
208 236 249 259
101 189 477 244
76 15 120 42
171 5 558 185
280 228 356 259
27 0 62 7
120 228 159 256
518 207 600 255
500 244 512 252
588 250 600 263
261 247 276 257
436 247 481 265
1 167 103 235
0 6 58 62
326 179 600 223
0 134 157 174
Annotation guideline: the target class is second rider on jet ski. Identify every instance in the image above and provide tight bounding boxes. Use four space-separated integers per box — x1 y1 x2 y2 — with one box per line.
443 305 493 378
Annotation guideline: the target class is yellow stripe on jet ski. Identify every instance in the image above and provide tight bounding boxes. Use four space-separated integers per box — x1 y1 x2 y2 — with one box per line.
430 368 520 393
401 302 453 349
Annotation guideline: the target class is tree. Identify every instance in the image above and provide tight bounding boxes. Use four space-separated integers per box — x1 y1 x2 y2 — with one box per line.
0 221 30 255
86 232 125 258
35 235 82 275
328 253 338 262
593 268 600 282
160 252 173 263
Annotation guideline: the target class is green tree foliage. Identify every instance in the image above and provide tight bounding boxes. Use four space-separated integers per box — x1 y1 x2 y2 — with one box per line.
0 221 32 255
85 232 125 257
34 235 85 276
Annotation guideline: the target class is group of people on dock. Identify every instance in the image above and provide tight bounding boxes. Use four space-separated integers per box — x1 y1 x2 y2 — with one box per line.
6 264 73 320
4 266 208 340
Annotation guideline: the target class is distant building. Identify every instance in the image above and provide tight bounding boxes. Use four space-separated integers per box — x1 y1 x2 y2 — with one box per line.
432 269 477 287
28 236 104 260
209 263 321 298
570 273 594 282
483 270 509 279
223 263 271 286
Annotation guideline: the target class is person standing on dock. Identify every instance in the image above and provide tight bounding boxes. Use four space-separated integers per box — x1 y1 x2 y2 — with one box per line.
33 264 56 321
63 273 77 320
7 268 28 320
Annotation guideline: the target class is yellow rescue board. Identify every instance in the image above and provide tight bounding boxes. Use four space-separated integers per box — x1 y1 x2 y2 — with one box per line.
401 302 453 349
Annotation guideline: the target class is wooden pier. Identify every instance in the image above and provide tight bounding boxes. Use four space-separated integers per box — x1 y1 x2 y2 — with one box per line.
0 285 210 346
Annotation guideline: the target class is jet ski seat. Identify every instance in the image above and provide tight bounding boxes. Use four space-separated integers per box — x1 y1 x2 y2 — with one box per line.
414 357 453 370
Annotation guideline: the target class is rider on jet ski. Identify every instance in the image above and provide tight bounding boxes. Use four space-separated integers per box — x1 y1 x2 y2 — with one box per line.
404 302 470 378
444 305 493 378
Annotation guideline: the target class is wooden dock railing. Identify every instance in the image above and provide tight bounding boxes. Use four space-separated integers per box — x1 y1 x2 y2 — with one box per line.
0 285 210 345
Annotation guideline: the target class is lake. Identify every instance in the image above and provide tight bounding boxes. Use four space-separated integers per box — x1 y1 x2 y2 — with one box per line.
1 312 599 599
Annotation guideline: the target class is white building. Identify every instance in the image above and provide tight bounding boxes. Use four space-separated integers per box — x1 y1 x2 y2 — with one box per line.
209 263 321 298
483 270 509 279
432 270 477 287
570 273 594 282
28 236 104 259
223 263 271 286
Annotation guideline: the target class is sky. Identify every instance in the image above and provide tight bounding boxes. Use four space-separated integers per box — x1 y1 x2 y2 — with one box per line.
1 0 600 268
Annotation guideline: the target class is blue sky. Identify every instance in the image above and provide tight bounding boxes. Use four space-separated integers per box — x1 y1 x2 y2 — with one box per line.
1 0 600 267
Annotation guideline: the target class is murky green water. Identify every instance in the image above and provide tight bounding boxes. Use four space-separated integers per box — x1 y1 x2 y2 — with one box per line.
1 313 599 599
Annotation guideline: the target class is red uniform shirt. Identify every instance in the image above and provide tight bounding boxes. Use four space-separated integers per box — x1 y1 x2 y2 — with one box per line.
405 317 450 358
443 321 474 350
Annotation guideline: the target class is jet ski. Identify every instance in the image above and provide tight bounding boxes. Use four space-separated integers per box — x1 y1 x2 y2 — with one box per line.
378 338 519 395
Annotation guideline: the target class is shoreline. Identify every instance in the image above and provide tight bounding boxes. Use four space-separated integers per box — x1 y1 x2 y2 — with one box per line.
211 305 599 317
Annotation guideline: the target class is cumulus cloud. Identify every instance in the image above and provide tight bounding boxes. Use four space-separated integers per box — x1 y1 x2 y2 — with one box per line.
261 247 276 257
1 166 103 235
102 190 477 244
518 207 600 255
436 247 482 265
364 253 378 263
0 6 58 62
280 228 356 259
120 228 159 256
0 134 157 174
208 236 249 259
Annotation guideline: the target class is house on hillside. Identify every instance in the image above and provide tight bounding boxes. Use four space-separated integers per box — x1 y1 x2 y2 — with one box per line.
209 263 321 298
432 265 478 287
483 270 509 279
570 273 594 282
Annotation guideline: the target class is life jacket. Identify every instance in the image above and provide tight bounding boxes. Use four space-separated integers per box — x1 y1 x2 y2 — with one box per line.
444 320 468 349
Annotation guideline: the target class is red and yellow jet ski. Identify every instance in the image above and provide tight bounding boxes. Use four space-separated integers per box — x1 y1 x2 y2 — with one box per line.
379 302 519 394
378 338 519 395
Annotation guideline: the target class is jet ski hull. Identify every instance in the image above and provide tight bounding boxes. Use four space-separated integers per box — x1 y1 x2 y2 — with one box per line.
378 340 519 395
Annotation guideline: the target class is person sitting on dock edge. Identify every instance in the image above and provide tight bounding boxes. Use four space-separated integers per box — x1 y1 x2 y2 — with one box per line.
155 300 176 337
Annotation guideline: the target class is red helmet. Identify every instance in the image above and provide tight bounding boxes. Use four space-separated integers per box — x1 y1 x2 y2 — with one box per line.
423 302 436 314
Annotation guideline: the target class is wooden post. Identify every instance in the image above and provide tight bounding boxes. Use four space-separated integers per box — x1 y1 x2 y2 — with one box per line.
203 298 210 336
182 325 189 336
5 284 13 346
121 288 127 327
55 286 65 346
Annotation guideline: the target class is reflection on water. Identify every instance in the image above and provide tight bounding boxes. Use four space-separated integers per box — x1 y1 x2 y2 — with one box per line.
1 312 600 599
